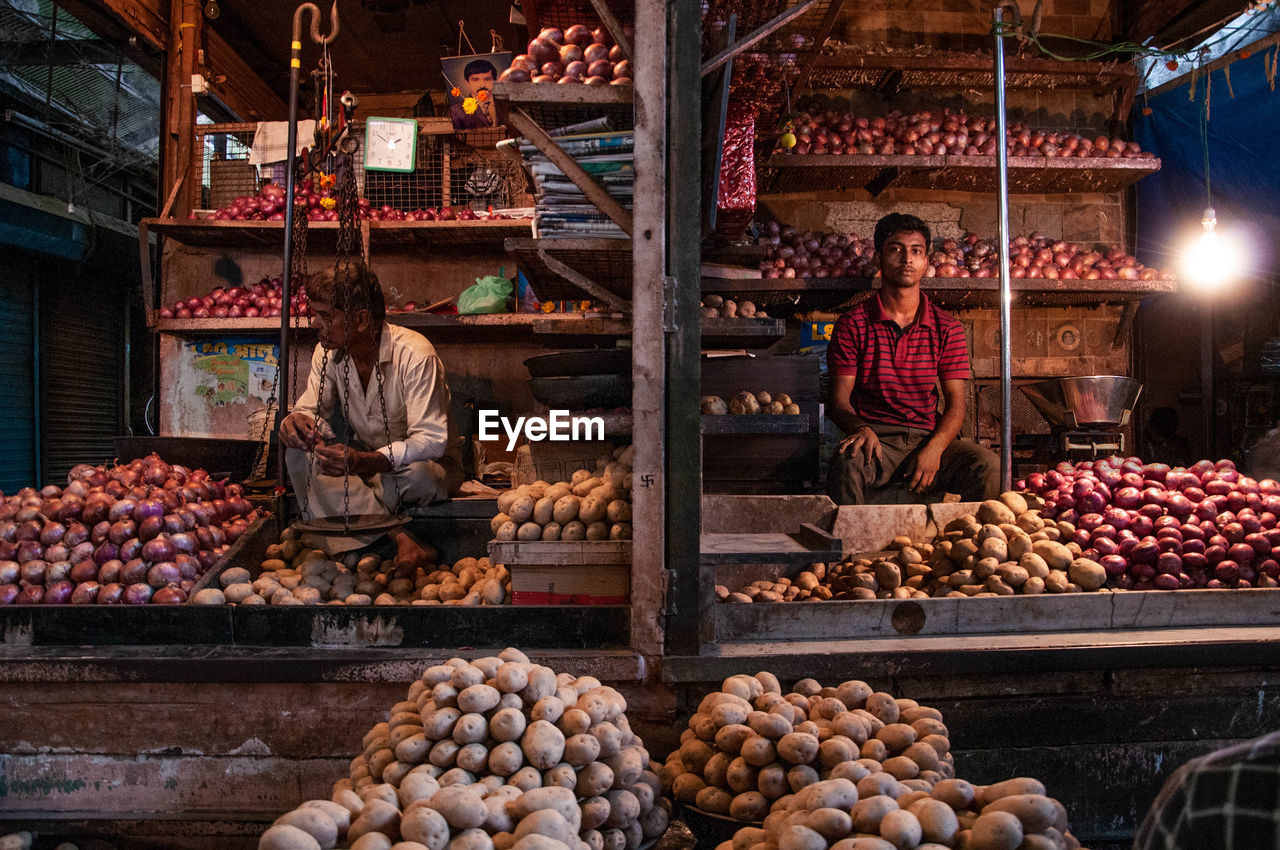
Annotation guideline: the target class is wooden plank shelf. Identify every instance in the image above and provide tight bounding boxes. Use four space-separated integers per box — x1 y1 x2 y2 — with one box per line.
145 218 342 247
152 313 631 336
700 523 841 565
702 274 1176 312
488 540 631 565
701 414 810 435
144 218 533 250
805 51 1137 95
759 154 1161 196
368 219 533 248
701 317 787 349
713 586 1280 643
505 237 633 303
493 82 635 132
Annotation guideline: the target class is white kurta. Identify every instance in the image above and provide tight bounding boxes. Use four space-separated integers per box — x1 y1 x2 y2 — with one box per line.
287 324 462 552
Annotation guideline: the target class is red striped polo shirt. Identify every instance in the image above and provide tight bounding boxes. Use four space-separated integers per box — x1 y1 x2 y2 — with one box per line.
828 292 970 431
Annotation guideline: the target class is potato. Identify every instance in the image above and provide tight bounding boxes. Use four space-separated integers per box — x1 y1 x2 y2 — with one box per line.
539 523 562 541
495 521 518 542
730 791 770 822
797 778 858 811
850 794 899 833
702 396 728 414
865 692 900 724
490 708 527 742
397 807 450 850
350 835 393 850
560 521 587 541
429 786 487 829
1068 558 1106 591
449 828 495 850
1031 540 1072 571
576 761 615 798
829 840 894 850
803 808 853 841
348 800 402 844
878 809 923 850
976 500 1016 526
877 723 916 752
516 522 542 542
981 794 1059 834
981 777 1047 804
970 810 1023 850
453 714 488 745
606 500 631 523
513 810 576 845
259 824 322 850
777 732 819 765
695 785 734 814
564 733 602 766
532 497 556 526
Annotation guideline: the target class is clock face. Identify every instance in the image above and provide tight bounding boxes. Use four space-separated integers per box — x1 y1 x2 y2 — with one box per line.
364 117 417 173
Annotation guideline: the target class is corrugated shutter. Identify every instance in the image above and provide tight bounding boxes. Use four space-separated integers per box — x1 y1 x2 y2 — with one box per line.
40 269 125 485
0 254 35 492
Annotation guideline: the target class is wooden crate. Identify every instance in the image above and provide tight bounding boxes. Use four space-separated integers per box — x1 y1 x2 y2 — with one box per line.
489 540 631 605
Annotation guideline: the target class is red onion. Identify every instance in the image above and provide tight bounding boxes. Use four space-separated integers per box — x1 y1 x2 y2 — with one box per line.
169 532 198 556
17 540 43 563
93 541 118 565
15 584 44 604
19 560 45 584
97 582 125 604
90 520 111 544
152 586 187 605
108 520 136 545
0 561 16 584
119 537 142 561
70 581 100 604
142 537 176 563
147 562 181 588
97 559 122 584
138 514 164 542
0 584 19 605
69 560 98 584
163 514 187 535
133 499 164 523
122 583 153 605
120 558 148 585
44 580 74 604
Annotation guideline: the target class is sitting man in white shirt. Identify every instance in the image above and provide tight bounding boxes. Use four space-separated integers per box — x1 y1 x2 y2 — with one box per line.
279 262 463 567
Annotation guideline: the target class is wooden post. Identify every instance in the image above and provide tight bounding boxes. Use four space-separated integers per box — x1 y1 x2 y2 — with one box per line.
163 0 201 218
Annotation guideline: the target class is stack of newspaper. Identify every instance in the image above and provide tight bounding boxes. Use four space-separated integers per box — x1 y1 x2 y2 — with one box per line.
515 118 633 240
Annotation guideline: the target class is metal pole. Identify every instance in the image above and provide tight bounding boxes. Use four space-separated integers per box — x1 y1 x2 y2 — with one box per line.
993 7 1014 490
277 17 303 494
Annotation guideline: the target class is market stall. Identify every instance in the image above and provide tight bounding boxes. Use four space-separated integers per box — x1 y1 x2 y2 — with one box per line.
2 0 1280 848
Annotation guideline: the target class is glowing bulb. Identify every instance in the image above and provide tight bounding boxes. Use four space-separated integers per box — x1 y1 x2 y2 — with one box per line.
1182 207 1237 291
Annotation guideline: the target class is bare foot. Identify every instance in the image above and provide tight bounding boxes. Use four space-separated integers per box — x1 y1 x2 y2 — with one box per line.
389 528 439 575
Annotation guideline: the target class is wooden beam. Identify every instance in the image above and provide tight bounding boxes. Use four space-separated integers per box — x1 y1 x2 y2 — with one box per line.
795 0 846 89
202 26 289 121
162 0 201 219
587 0 632 63
507 107 634 237
61 0 169 52
700 0 819 77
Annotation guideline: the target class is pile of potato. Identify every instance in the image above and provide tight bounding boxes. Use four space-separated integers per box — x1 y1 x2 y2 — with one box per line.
701 295 767 319
259 647 669 850
493 448 633 544
193 528 509 606
718 492 1105 603
658 673 954 824
717 774 1085 850
702 392 801 416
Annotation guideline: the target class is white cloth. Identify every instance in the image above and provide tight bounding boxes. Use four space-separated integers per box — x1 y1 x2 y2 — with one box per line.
249 119 317 165
293 324 460 475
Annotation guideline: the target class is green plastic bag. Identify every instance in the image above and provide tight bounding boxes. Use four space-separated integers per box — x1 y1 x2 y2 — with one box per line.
457 268 514 314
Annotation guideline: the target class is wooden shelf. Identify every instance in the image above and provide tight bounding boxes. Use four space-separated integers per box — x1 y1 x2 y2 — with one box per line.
368 219 533 248
704 274 1175 312
153 313 630 336
700 523 841 565
701 414 810 435
493 82 635 132
505 237 633 303
759 154 1161 196
144 217 532 250
805 51 1137 96
701 317 787 349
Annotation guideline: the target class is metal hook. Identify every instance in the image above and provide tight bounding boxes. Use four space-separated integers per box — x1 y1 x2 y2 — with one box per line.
292 1 340 48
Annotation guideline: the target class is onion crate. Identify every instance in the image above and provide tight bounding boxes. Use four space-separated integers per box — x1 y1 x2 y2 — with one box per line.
488 539 630 604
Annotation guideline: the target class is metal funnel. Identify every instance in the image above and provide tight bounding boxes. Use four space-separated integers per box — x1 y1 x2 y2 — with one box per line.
1019 376 1143 428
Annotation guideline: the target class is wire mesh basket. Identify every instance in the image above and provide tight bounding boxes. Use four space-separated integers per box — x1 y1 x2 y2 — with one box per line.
194 119 531 213
523 0 635 32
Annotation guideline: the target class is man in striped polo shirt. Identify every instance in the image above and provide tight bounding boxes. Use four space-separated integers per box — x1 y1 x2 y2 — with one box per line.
826 212 999 504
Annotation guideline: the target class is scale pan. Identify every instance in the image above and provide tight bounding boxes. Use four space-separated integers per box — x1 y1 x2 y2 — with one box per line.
292 513 410 535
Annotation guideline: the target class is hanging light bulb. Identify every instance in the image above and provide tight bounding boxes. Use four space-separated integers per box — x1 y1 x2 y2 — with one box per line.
1182 207 1238 291
203 0 219 19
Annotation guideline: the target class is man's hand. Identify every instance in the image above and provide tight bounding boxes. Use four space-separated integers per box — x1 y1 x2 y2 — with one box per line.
909 440 945 492
279 412 317 450
314 443 392 478
837 426 883 465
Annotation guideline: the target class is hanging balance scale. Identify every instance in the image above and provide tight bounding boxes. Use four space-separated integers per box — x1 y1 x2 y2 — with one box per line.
274 2 408 537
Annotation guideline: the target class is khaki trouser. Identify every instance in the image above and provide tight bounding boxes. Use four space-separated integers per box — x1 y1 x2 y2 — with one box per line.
826 423 1001 505
285 446 458 554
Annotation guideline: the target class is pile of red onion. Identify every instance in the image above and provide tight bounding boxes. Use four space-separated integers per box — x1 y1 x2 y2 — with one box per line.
755 223 1174 282
1018 457 1280 591
0 454 263 606
191 182 521 225
775 108 1154 159
502 24 634 85
159 276 308 320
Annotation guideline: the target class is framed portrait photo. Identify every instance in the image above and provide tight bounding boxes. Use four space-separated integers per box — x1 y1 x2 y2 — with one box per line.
443 51 512 131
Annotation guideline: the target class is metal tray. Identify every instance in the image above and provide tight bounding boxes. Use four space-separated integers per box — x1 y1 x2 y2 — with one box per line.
524 349 631 378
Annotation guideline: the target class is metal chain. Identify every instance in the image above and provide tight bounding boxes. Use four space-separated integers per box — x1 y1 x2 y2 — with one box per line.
300 181 329 520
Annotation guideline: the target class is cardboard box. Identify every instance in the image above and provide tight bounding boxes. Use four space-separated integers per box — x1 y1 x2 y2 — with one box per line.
514 439 617 486
508 564 630 605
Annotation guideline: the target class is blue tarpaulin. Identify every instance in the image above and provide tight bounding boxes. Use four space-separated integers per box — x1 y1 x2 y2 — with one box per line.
1133 51 1280 278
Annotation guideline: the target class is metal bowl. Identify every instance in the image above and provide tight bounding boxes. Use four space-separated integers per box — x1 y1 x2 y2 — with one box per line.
528 375 632 409
524 349 630 378
1020 376 1143 428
